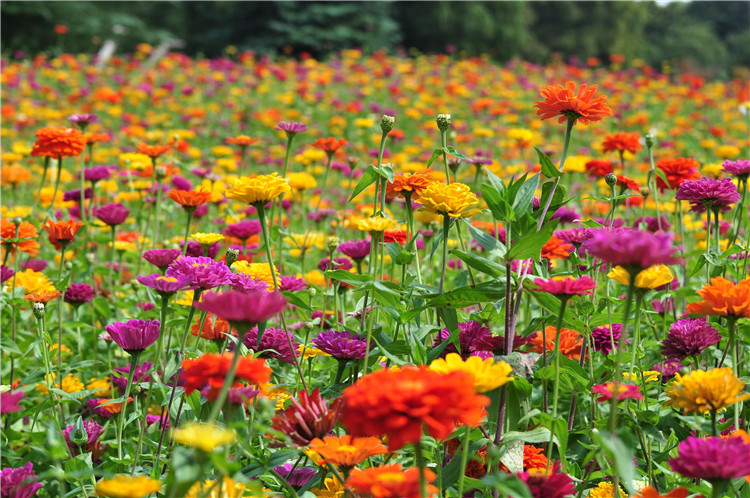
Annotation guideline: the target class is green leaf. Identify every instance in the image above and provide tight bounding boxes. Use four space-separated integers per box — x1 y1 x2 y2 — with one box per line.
443 145 470 160
282 291 312 311
323 269 372 286
535 147 563 178
349 165 379 202
425 148 444 169
483 166 507 197
463 219 506 258
482 184 511 221
512 173 540 220
426 280 507 308
506 219 558 261
450 249 504 277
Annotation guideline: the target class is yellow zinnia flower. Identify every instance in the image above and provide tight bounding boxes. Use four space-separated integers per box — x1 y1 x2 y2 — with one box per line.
429 353 514 393
418 182 481 218
356 216 397 233
36 373 84 394
623 371 660 384
172 422 237 452
588 481 626 498
287 172 317 191
665 367 750 414
298 344 331 359
86 378 112 397
185 476 251 498
11 269 55 295
263 386 291 410
95 475 162 498
608 265 674 290
225 173 291 205
190 232 225 246
233 260 277 290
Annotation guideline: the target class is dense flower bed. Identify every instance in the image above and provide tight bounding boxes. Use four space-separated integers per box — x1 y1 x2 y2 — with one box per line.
1 49 749 497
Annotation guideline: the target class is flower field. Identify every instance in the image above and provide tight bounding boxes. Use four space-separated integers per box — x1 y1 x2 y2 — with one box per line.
1 48 750 498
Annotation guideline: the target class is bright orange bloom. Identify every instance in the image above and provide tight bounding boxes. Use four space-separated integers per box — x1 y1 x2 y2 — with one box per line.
534 81 613 125
602 132 642 155
308 435 388 467
541 235 573 260
42 219 84 250
24 290 62 303
529 326 583 360
1 219 40 257
635 486 690 498
655 157 701 191
31 126 86 158
722 429 750 444
168 189 212 208
0 165 31 186
341 366 489 450
136 143 171 159
85 132 111 144
312 137 348 154
181 353 271 396
226 135 260 147
386 171 434 200
345 464 438 498
190 313 231 341
499 444 549 472
92 397 132 415
686 277 750 318
54 24 68 34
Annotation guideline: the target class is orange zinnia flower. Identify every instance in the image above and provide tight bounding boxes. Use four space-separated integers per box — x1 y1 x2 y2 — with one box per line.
24 289 62 303
635 486 690 498
31 126 86 158
534 81 613 125
136 143 171 159
529 326 583 360
0 165 31 186
385 171 434 201
686 277 750 319
499 444 549 472
602 132 642 155
541 235 573 260
1 219 40 257
42 219 84 250
345 464 438 498
190 313 231 341
312 137 348 155
655 157 701 191
226 135 260 147
181 353 271 396
308 435 388 468
341 366 489 450
168 189 212 208
85 132 111 144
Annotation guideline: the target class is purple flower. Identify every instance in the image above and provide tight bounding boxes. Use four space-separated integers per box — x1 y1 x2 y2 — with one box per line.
93 203 130 227
182 239 220 259
653 359 684 380
434 320 504 359
651 298 674 314
307 209 337 222
583 228 683 270
64 282 96 305
166 256 233 290
136 274 194 296
273 464 316 488
555 227 593 247
317 257 353 272
22 260 47 272
550 205 581 224
105 319 160 354
112 361 154 393
0 462 43 498
634 215 671 233
61 419 104 455
661 318 720 361
590 324 626 355
63 188 93 202
171 175 192 191
675 177 740 213
517 460 575 498
594 217 625 228
0 390 25 413
193 289 287 328
146 413 170 429
723 159 750 178
242 327 299 363
142 248 182 271
1 265 15 284
279 275 308 292
338 238 370 261
68 113 98 125
228 272 268 293
224 219 262 241
137 302 155 312
274 121 308 137
669 436 750 480
312 330 368 359
84 166 111 183
201 385 260 405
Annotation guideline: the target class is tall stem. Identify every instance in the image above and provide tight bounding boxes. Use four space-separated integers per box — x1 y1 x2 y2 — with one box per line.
646 142 663 231
537 118 575 231
116 352 140 468
207 327 248 422
32 157 51 215
438 215 450 293
276 136 295 272
50 155 64 214
414 440 427 498
109 226 117 316
440 130 450 184
181 210 193 256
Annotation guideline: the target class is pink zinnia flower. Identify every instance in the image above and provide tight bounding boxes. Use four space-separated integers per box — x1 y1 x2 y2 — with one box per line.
583 228 683 271
675 177 740 213
592 382 643 402
669 436 750 480
518 460 575 498
532 276 597 297
193 289 286 329
0 391 25 413
722 159 750 179
104 319 160 355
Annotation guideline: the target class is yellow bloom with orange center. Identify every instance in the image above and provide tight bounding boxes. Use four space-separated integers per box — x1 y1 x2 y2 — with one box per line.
310 477 345 498
225 173 290 205
308 435 388 468
356 216 397 233
95 475 162 498
418 181 481 218
665 367 750 414
173 422 237 452
429 353 514 393
608 265 674 290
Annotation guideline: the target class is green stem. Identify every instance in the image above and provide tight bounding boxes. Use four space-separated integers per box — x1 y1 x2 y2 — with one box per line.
440 130 450 184
38 314 63 431
276 135 295 272
116 352 140 469
32 156 51 215
181 210 194 256
414 440 427 498
627 292 644 377
438 214 450 293
50 155 64 214
456 425 471 496
646 143 663 231
536 118 574 231
152 175 163 250
207 327 248 422
109 226 117 316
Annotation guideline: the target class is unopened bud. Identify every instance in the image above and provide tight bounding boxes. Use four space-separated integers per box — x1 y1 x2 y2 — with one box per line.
155 166 167 180
33 302 45 319
326 236 340 253
641 187 650 199
12 217 22 225
436 114 452 132
605 173 618 188
308 287 317 298
380 115 395 133
645 133 655 148
225 248 239 267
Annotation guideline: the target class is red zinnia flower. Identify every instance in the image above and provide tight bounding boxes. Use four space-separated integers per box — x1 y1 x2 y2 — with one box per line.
655 157 701 191
592 382 644 402
585 159 615 178
602 132 642 155
534 81 613 125
312 137 348 155
529 326 583 360
31 126 86 158
180 353 271 397
383 229 408 245
616 175 641 192
271 388 343 446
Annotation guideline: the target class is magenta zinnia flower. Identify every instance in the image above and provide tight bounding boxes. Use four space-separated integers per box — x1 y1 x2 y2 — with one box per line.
62 419 104 455
634 215 671 233
669 436 750 480
555 227 593 248
312 330 368 359
105 319 160 355
583 228 683 271
224 219 262 241
274 121 308 137
0 462 43 498
532 276 596 297
338 238 371 261
661 318 720 361
518 460 575 498
242 327 299 363
0 265 14 284
279 275 308 292
136 274 194 297
112 361 153 393
166 256 233 290
433 320 517 359
591 324 625 355
193 289 286 329
68 113 99 125
0 390 25 413
675 177 740 213
722 159 750 179
63 282 96 306
228 272 268 293
271 388 343 446
592 382 643 402
84 166 112 183
142 248 182 271
93 203 130 227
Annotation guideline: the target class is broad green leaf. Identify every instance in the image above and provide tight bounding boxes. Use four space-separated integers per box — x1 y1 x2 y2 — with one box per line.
535 147 563 178
506 219 558 261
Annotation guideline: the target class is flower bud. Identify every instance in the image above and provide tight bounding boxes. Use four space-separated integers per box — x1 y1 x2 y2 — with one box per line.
605 173 618 188
225 248 239 267
155 166 167 180
12 217 22 225
33 302 45 319
645 133 655 149
308 287 317 298
380 115 395 133
436 114 452 132
326 236 339 253
641 187 650 199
